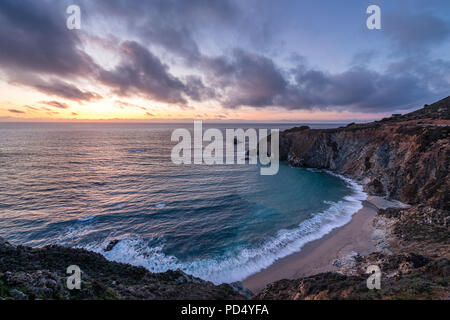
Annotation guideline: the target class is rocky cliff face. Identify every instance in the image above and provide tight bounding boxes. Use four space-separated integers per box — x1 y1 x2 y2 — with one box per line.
279 96 450 210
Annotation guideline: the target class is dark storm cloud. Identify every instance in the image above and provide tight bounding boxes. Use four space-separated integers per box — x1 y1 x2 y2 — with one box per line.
184 76 217 101
0 0 217 105
98 41 211 104
287 65 432 112
201 49 288 108
0 0 95 75
199 49 449 112
0 0 103 102
81 1 450 112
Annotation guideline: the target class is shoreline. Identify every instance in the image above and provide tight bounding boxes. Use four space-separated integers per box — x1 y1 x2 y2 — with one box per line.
243 200 379 293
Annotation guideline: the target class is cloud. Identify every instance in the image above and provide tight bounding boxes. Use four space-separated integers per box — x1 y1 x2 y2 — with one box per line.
202 49 287 108
40 101 70 109
11 77 102 102
32 79 102 102
184 75 217 101
114 100 150 111
98 41 186 103
0 0 96 76
287 59 449 112
0 0 449 115
98 41 213 104
287 66 423 111
0 1 102 102
198 49 450 112
8 109 25 114
86 0 239 61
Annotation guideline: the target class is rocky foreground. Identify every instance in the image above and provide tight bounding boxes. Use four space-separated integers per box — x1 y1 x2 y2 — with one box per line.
0 237 251 300
1 97 449 300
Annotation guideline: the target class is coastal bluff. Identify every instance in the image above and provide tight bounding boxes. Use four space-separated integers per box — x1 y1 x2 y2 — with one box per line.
278 96 450 210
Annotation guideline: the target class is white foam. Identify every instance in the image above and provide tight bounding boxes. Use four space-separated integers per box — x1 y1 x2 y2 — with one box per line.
56 225 93 243
78 172 367 284
77 215 97 222
155 203 166 209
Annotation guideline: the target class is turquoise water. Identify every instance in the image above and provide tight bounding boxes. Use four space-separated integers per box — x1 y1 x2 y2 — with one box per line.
0 123 365 283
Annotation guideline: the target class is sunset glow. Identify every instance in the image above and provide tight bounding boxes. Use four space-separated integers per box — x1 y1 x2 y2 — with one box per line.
1 0 449 122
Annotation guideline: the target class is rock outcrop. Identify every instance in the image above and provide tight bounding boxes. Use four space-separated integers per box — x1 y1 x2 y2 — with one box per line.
375 205 450 259
0 237 249 300
254 253 449 300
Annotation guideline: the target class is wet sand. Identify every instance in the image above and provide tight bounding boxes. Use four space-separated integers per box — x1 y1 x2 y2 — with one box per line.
243 201 378 293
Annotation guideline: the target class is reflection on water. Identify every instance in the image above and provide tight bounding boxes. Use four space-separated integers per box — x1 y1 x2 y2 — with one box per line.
0 122 364 283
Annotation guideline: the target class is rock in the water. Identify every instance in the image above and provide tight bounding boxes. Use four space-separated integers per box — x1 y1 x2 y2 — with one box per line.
104 239 120 252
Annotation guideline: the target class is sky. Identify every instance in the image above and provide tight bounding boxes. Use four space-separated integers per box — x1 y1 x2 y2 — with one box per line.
0 0 449 122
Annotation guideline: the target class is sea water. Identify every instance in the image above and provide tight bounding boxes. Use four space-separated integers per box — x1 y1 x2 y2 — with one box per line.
0 122 365 283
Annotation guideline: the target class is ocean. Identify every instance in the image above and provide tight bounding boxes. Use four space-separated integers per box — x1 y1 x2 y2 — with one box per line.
0 122 366 283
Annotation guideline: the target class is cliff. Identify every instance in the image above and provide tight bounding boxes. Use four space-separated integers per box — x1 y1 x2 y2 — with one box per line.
279 96 450 209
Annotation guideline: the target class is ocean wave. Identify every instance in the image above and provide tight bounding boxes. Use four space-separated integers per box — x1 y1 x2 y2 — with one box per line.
77 215 97 222
78 173 367 284
56 224 94 243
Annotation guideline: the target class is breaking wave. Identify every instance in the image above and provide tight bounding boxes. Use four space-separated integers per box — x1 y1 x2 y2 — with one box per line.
79 173 366 284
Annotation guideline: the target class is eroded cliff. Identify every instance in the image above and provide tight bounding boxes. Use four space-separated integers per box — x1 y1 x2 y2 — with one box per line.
279 96 450 209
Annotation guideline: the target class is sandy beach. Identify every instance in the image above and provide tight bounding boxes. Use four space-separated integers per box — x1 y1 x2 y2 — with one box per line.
243 201 379 293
